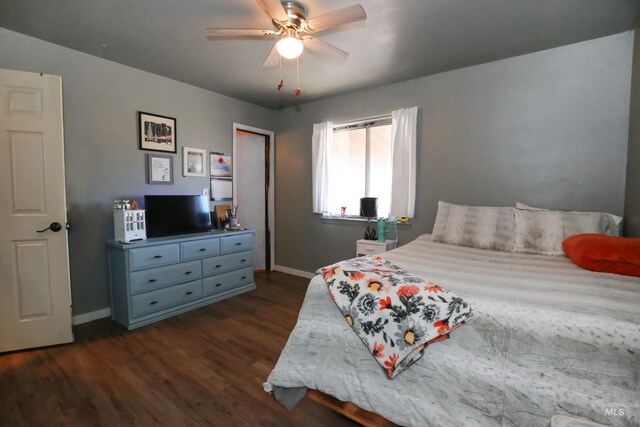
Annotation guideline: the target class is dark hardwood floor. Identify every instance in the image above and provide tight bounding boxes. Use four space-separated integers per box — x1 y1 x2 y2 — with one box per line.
0 272 359 427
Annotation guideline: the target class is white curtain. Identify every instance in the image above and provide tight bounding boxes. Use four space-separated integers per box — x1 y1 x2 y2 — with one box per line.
311 122 334 213
390 106 418 218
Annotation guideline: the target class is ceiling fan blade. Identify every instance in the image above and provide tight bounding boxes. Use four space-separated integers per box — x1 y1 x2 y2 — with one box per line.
304 37 348 62
304 5 366 32
263 44 280 67
258 0 289 22
206 28 276 37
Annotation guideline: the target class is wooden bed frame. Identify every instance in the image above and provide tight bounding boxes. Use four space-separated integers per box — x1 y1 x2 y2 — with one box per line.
307 389 399 427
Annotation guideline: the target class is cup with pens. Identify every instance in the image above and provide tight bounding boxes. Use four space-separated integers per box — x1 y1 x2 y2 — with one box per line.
221 205 239 228
229 205 239 227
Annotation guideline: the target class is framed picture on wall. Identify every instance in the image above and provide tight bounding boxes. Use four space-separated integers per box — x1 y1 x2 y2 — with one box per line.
147 154 173 184
211 178 232 201
210 152 232 177
138 111 177 153
183 147 207 177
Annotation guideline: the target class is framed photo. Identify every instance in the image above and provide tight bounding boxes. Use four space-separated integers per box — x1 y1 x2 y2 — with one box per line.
210 152 232 177
183 147 207 177
211 178 232 201
139 111 177 153
147 154 173 184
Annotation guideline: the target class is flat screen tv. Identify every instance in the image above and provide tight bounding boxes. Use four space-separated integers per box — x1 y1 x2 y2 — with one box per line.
145 195 211 238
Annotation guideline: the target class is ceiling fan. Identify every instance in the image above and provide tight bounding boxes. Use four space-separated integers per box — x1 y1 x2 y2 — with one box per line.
206 0 367 67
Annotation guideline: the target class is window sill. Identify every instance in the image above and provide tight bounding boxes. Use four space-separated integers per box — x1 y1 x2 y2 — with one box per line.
321 214 368 222
320 214 411 226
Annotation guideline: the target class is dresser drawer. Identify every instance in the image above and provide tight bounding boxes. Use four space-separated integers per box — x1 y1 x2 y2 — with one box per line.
357 241 384 256
220 234 253 254
356 239 396 256
130 260 202 295
202 251 252 276
203 267 253 296
129 244 180 271
180 238 220 261
131 279 203 318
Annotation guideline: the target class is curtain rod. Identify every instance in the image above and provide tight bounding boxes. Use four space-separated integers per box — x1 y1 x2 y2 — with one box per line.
333 114 392 130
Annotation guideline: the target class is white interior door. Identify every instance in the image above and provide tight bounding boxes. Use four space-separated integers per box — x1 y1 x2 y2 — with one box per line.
0 68 73 352
236 131 267 270
233 124 275 271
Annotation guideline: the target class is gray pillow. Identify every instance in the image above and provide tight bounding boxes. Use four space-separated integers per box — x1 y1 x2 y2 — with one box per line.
512 209 567 256
513 206 622 256
515 202 623 236
432 201 516 252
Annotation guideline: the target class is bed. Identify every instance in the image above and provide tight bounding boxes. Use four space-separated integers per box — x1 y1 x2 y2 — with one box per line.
265 234 640 426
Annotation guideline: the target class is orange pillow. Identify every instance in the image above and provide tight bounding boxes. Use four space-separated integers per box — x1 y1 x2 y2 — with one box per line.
562 234 640 278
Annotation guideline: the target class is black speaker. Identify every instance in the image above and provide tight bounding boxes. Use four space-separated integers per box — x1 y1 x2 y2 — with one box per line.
360 197 378 218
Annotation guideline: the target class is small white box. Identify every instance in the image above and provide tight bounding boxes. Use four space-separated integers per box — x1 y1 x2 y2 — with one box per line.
114 209 147 243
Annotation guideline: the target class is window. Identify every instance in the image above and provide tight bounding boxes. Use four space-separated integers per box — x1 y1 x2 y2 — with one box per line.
312 107 417 219
330 120 392 216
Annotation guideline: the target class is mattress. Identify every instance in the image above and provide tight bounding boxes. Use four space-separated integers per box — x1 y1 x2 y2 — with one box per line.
266 234 640 426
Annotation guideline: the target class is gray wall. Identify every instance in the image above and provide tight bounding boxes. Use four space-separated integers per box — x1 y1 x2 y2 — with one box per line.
0 28 277 315
0 27 635 315
275 32 634 273
625 26 640 237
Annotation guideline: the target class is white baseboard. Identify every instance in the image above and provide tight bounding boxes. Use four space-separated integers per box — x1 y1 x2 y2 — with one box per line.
274 265 316 279
73 307 111 325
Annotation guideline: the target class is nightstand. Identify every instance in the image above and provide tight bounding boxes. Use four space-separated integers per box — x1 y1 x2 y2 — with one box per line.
356 239 397 257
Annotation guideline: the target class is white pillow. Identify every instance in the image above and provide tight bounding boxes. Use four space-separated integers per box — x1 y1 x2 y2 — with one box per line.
432 201 516 251
515 202 622 236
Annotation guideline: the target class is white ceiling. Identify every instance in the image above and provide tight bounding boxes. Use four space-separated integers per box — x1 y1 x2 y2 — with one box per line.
1 0 639 109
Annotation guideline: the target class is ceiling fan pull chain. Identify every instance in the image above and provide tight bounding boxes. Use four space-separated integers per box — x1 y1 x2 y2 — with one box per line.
295 56 302 96
278 56 284 92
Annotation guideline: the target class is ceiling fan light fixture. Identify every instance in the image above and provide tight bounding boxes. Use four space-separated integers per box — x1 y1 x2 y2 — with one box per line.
276 30 304 59
205 1 366 70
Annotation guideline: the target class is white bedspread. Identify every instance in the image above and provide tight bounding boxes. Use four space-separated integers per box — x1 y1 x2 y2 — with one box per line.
266 235 640 426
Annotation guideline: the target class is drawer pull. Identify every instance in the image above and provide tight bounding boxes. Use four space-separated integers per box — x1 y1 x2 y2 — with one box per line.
241 259 246 262
148 279 157 283
184 271 192 275
235 242 242 246
215 283 222 287
199 248 207 252
153 255 163 259
365 248 374 252
185 291 193 295
215 264 222 268
241 276 247 280
149 300 158 305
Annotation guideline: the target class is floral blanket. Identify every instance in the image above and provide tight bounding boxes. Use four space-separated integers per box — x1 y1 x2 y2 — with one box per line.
320 256 474 379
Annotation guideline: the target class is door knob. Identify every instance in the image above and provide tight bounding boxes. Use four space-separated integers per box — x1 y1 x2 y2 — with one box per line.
37 222 63 233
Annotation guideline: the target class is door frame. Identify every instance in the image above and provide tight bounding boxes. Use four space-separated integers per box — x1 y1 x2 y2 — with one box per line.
232 123 275 271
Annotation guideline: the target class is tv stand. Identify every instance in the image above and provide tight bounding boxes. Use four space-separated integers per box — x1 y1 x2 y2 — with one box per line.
107 230 255 330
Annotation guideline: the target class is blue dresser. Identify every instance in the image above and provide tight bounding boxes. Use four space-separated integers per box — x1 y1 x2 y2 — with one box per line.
107 230 255 330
